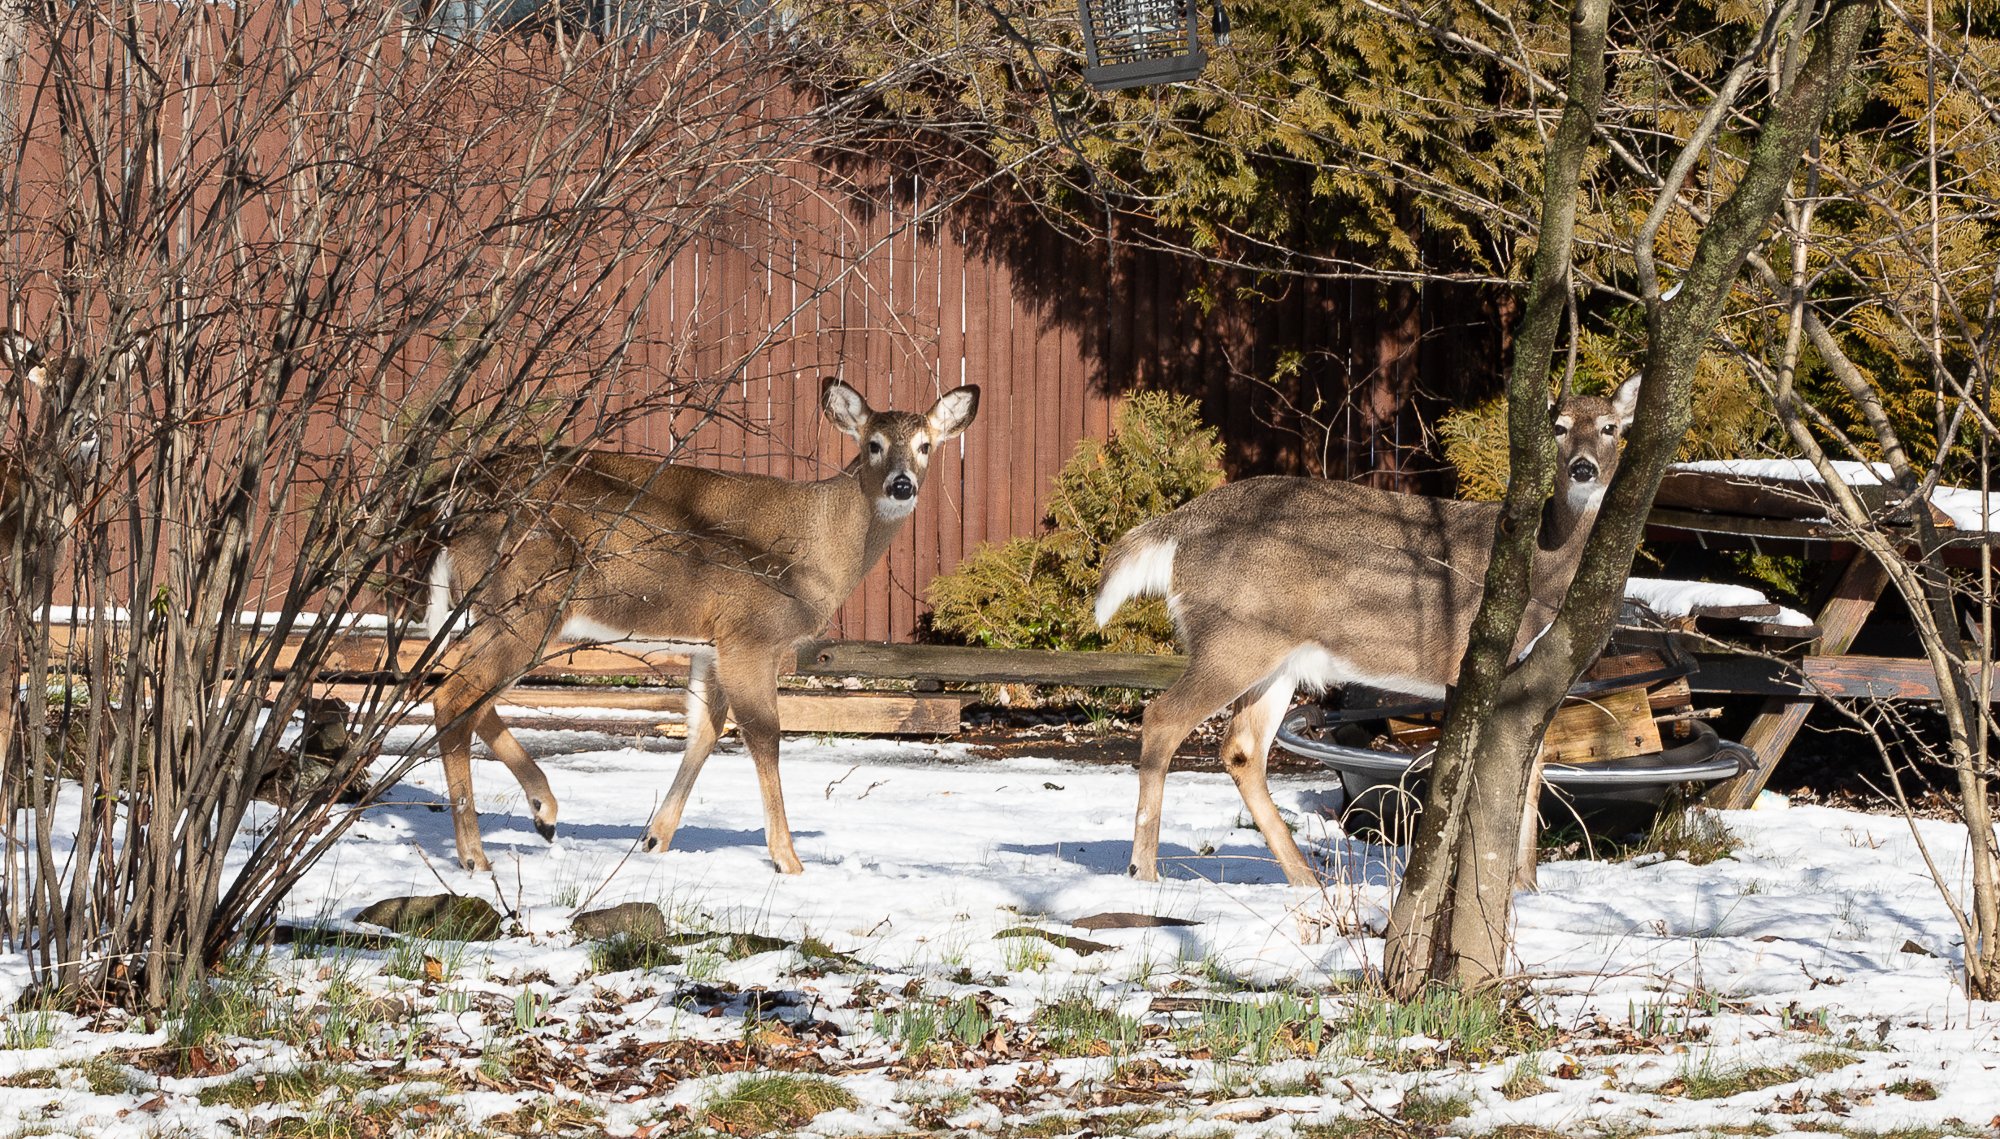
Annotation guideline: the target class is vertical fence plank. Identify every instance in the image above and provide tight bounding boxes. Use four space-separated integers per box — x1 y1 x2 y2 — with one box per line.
984 242 1017 568
957 225 992 574
884 188 918 641
932 192 968 598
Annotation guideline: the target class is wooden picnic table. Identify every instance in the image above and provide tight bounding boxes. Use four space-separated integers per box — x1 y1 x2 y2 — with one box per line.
1646 465 2000 807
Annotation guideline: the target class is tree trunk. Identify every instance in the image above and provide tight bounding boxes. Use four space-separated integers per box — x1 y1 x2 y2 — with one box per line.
1383 0 1877 995
1380 0 1613 996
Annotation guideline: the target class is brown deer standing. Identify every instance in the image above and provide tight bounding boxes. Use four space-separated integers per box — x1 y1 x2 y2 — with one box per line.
1 330 130 779
425 378 979 872
0 330 104 557
1095 379 1639 886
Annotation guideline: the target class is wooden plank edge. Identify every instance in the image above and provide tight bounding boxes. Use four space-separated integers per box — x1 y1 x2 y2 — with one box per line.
796 640 1189 689
292 683 969 737
1689 652 2000 703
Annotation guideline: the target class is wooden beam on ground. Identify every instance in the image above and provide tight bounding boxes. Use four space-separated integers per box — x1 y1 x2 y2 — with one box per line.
1689 653 2000 702
796 640 1189 690
315 636 694 680
40 625 696 681
302 683 968 736
1711 554 1892 808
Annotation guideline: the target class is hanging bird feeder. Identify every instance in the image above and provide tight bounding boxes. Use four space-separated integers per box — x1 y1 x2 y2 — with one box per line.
1076 0 1218 91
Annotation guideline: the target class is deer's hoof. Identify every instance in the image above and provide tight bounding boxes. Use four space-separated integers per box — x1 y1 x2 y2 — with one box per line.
642 835 661 852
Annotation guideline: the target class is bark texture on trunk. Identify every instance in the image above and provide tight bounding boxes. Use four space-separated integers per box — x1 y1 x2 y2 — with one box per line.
1380 0 1614 996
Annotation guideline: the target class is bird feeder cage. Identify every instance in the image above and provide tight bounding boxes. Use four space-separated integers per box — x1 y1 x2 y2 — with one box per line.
1077 0 1209 91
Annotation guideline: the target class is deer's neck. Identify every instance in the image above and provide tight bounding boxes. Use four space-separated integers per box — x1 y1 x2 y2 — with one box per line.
814 466 916 592
1531 484 1605 598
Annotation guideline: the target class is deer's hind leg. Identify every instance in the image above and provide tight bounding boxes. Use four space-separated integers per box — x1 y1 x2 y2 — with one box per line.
431 623 559 871
1129 644 1292 883
644 650 729 854
1218 676 1315 885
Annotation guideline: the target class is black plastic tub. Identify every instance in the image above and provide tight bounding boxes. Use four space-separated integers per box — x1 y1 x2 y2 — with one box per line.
1275 708 1751 841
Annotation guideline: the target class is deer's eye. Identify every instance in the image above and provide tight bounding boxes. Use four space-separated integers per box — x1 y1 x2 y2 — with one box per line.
1602 424 1617 436
869 441 883 455
918 441 931 456
1552 423 1568 437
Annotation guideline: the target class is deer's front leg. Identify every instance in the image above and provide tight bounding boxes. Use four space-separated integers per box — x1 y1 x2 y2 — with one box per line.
474 706 558 842
435 713 491 872
645 652 728 853
718 646 803 874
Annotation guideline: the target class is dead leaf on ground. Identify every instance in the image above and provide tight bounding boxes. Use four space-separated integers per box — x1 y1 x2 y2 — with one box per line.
1070 911 1201 931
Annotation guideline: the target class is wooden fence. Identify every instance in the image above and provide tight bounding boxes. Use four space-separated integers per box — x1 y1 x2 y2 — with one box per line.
610 189 1508 642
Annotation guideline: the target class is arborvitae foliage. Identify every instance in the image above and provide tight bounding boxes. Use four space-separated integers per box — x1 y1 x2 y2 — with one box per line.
927 392 1223 652
804 0 2000 487
794 0 1524 280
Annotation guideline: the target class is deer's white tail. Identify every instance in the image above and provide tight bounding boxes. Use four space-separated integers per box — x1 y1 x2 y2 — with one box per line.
1094 523 1180 628
423 550 456 640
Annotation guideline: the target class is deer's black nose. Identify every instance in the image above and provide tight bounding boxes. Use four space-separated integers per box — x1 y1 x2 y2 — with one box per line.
888 474 917 500
1569 457 1598 483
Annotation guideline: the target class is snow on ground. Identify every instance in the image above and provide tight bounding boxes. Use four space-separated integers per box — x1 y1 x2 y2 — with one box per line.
3 722 1999 1138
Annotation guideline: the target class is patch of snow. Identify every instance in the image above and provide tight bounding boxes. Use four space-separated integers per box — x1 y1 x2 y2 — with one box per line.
1624 577 1775 618
4 721 1998 1136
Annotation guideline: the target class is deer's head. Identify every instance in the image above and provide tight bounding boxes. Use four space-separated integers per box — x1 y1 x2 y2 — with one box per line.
1537 376 1639 550
1551 375 1640 511
823 378 980 521
0 330 146 471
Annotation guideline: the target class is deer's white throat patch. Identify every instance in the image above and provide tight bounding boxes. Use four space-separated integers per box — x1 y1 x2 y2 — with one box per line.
875 493 920 520
1567 480 1608 512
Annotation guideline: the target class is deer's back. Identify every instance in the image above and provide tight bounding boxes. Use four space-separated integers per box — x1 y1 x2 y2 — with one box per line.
457 452 871 640
1159 477 1506 690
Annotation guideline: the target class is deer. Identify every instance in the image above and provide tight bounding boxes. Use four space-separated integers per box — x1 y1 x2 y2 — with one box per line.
423 378 980 872
1094 378 1640 886
0 330 107 560
1 329 135 778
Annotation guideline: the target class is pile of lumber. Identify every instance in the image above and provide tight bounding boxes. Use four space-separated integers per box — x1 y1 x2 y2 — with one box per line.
1377 650 1701 765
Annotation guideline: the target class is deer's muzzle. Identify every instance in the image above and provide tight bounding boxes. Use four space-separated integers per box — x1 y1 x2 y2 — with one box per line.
1568 457 1599 484
887 473 917 500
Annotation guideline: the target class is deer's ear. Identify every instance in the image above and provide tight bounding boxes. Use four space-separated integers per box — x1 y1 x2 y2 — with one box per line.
928 386 979 439
0 330 41 382
821 378 872 438
1612 374 1642 428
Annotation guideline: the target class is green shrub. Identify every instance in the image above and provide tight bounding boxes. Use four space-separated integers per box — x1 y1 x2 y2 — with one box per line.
927 392 1223 653
698 1073 857 1134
